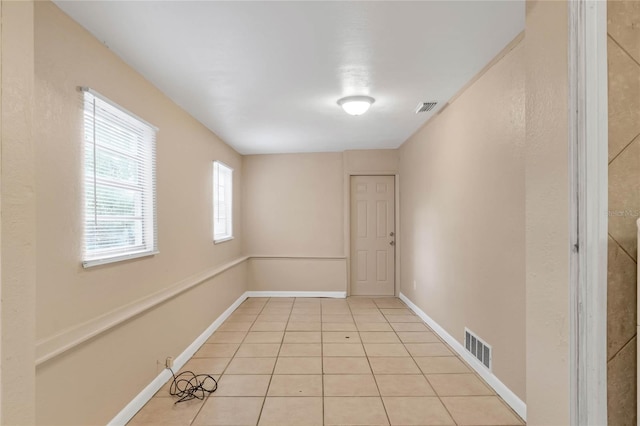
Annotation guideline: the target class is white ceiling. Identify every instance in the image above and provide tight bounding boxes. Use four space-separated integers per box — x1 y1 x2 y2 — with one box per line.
54 1 524 155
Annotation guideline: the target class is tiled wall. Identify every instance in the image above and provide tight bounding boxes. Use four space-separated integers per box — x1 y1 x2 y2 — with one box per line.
608 2 640 424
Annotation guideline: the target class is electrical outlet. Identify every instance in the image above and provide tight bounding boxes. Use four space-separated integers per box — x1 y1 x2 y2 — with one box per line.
165 356 174 369
413 280 417 290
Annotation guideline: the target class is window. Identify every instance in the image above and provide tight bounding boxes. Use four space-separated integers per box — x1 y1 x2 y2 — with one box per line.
82 88 158 267
213 161 233 243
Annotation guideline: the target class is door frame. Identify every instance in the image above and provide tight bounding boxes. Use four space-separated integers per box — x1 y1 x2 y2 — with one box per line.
568 0 608 424
344 172 400 297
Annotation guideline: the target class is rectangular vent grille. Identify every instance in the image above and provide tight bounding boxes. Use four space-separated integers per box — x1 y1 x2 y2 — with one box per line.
464 328 492 370
415 101 438 113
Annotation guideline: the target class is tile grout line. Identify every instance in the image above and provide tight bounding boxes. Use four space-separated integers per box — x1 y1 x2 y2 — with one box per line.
608 131 640 166
609 33 640 71
189 296 269 425
256 297 292 426
358 299 393 426
608 232 638 265
383 299 460 426
607 331 637 364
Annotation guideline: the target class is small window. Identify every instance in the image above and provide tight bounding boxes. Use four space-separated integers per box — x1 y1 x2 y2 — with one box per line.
213 161 233 243
82 88 158 267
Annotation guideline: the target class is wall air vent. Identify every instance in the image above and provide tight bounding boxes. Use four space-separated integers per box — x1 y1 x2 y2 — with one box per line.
415 101 438 114
464 328 492 371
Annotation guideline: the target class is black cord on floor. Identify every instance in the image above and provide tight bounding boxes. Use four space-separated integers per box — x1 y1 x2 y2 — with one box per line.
167 368 218 404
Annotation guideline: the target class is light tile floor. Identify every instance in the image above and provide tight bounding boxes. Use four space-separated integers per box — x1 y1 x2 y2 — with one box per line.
129 297 525 426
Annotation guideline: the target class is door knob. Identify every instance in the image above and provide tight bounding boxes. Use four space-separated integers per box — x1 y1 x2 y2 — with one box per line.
389 232 395 237
389 241 395 246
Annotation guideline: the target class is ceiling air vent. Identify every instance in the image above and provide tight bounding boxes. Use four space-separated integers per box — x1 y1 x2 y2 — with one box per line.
464 328 492 371
415 101 438 114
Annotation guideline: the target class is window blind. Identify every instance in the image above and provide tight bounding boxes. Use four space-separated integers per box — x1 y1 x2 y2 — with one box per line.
82 88 158 267
213 161 233 242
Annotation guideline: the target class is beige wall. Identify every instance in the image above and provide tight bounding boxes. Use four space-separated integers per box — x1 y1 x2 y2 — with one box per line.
607 1 640 423
1 0 37 424
34 2 247 424
524 1 571 424
243 152 344 257
398 40 525 400
243 150 398 293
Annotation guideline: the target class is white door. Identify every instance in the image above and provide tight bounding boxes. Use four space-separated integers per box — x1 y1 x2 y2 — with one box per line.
350 175 395 296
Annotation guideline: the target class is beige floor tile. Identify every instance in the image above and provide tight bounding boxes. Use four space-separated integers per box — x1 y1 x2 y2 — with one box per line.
267 374 323 396
283 331 321 343
322 314 354 323
386 315 422 323
193 343 239 358
291 309 321 316
256 314 290 322
404 343 454 357
228 314 258 322
324 396 389 425
259 397 323 426
212 374 271 396
373 299 407 308
364 343 410 357
360 332 401 343
323 343 366 356
129 396 203 425
289 314 321 322
397 331 440 343
353 314 388 323
207 331 247 344
250 321 287 332
427 374 494 396
375 374 435 396
322 331 361 343
323 357 372 374
261 308 292 315
274 357 322 374
382 396 455 425
192 396 263 426
322 322 358 331
369 357 421 374
356 322 394 332
324 374 379 396
414 357 471 374
217 321 253 332
279 343 322 357
380 308 413 315
390 322 430 332
234 307 263 314
180 357 230 375
156 372 221 397
235 343 281 358
225 357 276 374
441 396 524 425
286 322 321 331
243 331 284 343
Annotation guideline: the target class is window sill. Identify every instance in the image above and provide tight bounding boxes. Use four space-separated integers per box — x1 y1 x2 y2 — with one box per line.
82 250 159 268
214 236 234 245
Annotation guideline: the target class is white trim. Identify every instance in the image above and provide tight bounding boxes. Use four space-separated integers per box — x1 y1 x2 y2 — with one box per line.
82 250 159 269
245 291 346 299
107 291 249 426
213 236 234 245
36 256 249 366
78 87 159 131
399 292 526 421
568 1 608 424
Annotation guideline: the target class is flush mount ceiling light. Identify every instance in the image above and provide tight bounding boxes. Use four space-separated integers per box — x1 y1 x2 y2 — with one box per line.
337 95 375 116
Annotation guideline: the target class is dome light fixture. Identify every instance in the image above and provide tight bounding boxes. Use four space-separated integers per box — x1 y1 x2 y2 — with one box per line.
337 95 375 116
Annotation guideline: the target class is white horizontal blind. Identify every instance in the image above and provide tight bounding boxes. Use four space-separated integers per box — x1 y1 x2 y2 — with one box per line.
83 89 157 267
213 161 233 242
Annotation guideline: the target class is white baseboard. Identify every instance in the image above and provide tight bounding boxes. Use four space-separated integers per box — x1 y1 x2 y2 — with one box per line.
399 292 527 421
107 291 249 426
245 291 346 298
